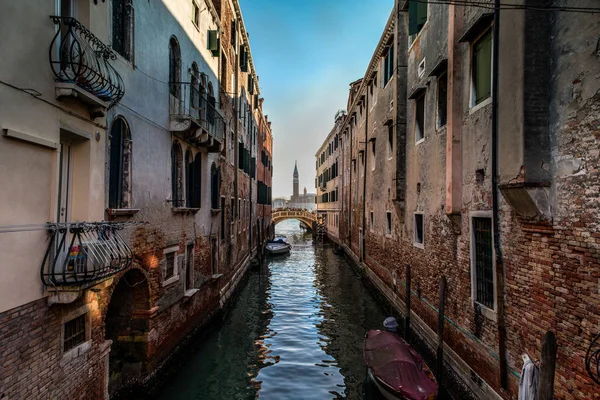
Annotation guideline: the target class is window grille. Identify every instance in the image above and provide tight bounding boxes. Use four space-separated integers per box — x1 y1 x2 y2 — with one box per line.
473 217 494 309
165 252 175 279
64 315 86 352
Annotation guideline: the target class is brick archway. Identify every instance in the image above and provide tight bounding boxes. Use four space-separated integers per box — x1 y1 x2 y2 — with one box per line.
105 268 152 394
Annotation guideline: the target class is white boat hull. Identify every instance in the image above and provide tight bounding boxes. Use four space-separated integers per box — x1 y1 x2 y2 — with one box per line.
265 243 290 255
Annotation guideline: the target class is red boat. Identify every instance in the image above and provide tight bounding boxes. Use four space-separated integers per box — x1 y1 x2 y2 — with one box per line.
364 330 438 400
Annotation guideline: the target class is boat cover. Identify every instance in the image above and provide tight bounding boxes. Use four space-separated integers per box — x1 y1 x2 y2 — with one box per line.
364 330 438 400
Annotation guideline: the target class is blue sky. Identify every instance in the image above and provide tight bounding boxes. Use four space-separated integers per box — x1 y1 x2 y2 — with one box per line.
239 0 394 198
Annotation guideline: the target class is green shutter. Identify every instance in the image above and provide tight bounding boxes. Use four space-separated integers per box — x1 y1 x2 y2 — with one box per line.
418 1 428 28
474 30 492 104
409 0 419 35
208 30 219 57
409 0 428 36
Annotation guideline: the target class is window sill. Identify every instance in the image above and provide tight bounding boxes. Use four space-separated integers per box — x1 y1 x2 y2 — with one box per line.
211 274 223 281
107 208 140 217
469 97 492 115
211 208 222 215
61 340 91 365
413 242 424 249
474 301 497 322
184 288 199 298
415 138 425 146
162 275 179 287
173 207 200 214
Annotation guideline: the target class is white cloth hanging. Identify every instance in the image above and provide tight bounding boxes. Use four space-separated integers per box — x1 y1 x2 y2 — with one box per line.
518 355 539 400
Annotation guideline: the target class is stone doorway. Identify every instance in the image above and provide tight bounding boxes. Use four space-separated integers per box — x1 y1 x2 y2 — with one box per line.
105 269 150 394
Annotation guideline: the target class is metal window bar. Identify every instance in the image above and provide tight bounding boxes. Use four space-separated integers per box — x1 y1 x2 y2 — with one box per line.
64 314 86 351
473 217 494 309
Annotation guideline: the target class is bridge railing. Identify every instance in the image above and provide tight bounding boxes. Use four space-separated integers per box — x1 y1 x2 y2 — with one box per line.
271 209 316 221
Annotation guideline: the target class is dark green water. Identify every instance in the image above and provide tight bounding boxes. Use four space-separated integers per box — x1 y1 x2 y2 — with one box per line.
156 220 388 400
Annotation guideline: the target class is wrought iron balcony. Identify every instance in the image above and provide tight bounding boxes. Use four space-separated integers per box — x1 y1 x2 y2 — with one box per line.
41 222 133 288
49 16 125 109
169 82 224 151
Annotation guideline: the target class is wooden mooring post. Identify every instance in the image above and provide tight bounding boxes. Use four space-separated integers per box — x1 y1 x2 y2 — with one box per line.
404 264 411 343
436 276 446 380
538 331 557 400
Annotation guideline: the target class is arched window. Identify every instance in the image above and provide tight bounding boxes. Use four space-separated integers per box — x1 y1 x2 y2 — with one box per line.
109 117 132 209
190 62 199 109
169 37 181 98
171 142 183 207
211 162 220 209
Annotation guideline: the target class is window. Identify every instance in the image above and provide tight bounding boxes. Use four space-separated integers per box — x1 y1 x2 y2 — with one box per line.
192 1 199 27
418 58 426 78
169 37 181 98
386 212 392 235
409 0 428 36
64 315 86 352
472 30 492 106
472 217 494 309
414 213 424 247
186 152 201 208
383 47 394 87
112 0 134 61
171 142 184 207
371 140 376 171
165 252 175 279
370 211 374 231
437 72 448 127
190 62 200 110
415 93 425 142
108 117 131 209
185 243 194 291
387 123 394 158
211 163 220 209
220 54 228 93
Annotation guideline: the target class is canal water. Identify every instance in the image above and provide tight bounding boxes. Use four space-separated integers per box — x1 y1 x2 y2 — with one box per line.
156 219 391 399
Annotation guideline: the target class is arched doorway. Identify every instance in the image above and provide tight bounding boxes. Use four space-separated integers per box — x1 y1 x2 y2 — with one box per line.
105 269 150 394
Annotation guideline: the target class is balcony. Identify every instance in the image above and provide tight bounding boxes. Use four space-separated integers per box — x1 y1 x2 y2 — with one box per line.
41 222 133 292
49 16 125 117
169 82 224 152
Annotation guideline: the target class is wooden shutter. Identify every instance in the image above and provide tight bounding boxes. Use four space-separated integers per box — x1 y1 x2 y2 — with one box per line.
474 30 492 104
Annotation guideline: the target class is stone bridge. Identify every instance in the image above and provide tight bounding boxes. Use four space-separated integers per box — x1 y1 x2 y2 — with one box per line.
271 209 317 230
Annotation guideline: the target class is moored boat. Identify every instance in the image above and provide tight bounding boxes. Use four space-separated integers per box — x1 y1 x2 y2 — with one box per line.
364 329 438 400
265 242 291 255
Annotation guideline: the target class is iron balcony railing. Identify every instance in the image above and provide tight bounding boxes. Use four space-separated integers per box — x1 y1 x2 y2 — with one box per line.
169 82 224 142
41 222 133 288
49 16 125 106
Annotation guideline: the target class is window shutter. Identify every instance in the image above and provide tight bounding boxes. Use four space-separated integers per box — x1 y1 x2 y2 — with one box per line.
178 255 185 276
418 1 428 28
408 0 419 35
208 30 219 57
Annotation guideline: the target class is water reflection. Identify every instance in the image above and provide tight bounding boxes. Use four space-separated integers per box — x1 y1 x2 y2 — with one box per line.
156 219 387 399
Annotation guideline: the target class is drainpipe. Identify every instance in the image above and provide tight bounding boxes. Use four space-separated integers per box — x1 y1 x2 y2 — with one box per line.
362 91 369 262
491 0 508 389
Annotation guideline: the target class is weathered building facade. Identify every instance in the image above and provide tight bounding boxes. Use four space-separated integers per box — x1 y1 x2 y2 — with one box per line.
316 110 346 240
321 0 600 399
0 0 272 398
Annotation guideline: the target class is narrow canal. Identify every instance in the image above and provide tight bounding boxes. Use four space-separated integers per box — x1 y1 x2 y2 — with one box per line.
156 219 390 399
